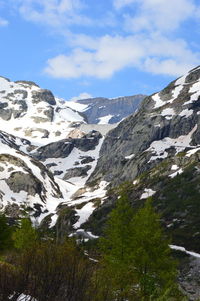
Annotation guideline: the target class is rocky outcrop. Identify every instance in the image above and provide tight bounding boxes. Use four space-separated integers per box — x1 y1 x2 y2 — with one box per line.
63 165 92 180
31 89 56 105
75 94 146 124
33 130 102 160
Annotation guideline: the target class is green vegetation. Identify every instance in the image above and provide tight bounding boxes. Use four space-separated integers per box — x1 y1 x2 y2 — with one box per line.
94 193 182 301
0 193 187 300
0 214 13 251
12 218 38 250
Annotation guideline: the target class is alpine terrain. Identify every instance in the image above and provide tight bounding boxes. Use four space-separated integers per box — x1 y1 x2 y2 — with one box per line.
1 65 200 299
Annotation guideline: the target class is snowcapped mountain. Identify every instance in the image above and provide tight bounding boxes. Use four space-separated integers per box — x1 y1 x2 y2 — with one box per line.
90 66 200 186
0 76 101 226
2 67 200 245
67 94 145 124
0 76 121 229
2 68 200 298
0 76 86 146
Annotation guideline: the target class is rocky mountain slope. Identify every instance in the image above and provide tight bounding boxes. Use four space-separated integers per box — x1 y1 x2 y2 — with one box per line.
67 95 145 124
0 75 143 231
86 66 200 239
90 66 200 186
81 66 200 300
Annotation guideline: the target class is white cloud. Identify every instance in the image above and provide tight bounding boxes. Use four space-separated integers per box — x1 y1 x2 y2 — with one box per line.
9 0 200 80
13 0 90 28
45 35 144 79
70 92 92 102
44 33 199 79
143 58 194 77
0 17 9 26
116 0 196 33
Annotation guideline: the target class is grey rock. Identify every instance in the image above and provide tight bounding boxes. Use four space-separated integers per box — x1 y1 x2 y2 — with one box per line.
15 80 40 87
63 165 92 180
80 156 95 164
31 89 56 105
0 108 12 120
76 94 146 124
33 130 102 160
88 67 200 186
6 171 43 196
0 102 8 109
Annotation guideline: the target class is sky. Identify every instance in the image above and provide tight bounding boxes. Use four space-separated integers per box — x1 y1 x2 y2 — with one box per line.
0 0 200 100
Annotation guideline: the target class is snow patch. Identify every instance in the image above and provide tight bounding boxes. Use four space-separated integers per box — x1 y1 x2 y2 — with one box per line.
179 109 193 118
186 147 200 157
169 168 183 178
98 114 113 124
171 165 179 170
147 125 198 161
140 188 156 199
170 245 200 259
161 108 175 120
125 153 135 160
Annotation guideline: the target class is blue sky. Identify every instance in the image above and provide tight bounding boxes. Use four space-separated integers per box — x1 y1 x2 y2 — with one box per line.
0 0 200 100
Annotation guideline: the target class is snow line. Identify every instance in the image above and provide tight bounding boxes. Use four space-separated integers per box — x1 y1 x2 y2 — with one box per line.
170 245 200 259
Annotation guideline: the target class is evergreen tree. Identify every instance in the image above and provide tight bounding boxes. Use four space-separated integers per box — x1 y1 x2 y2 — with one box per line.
0 214 13 252
96 196 180 301
97 191 136 301
131 199 177 300
12 218 38 250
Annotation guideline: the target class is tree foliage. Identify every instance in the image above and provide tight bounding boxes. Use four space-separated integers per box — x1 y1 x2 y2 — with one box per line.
12 218 38 250
1 239 94 301
96 195 180 301
0 214 13 252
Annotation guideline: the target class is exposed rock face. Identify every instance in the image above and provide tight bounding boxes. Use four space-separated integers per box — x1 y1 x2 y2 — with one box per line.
31 89 56 105
6 171 43 196
0 132 63 218
63 165 92 180
33 131 102 160
74 94 146 124
89 67 200 186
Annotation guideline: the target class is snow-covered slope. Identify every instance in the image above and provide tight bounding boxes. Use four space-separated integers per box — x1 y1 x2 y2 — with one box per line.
0 76 108 229
0 76 86 145
0 130 65 223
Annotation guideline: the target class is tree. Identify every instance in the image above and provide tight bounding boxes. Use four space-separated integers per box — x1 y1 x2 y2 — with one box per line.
96 191 136 301
12 218 38 250
131 199 177 300
0 214 13 252
96 195 180 301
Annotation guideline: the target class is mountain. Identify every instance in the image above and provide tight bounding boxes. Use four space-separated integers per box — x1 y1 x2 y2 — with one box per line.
90 66 200 186
0 75 143 231
86 66 200 243
2 68 200 298
67 95 145 124
0 130 64 224
0 76 86 146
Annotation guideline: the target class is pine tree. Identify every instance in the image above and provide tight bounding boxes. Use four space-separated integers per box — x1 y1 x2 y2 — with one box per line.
96 195 180 301
96 191 136 301
131 199 177 300
0 214 13 252
12 218 38 250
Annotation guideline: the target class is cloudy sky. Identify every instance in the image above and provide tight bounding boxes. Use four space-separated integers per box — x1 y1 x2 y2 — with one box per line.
1 0 200 100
